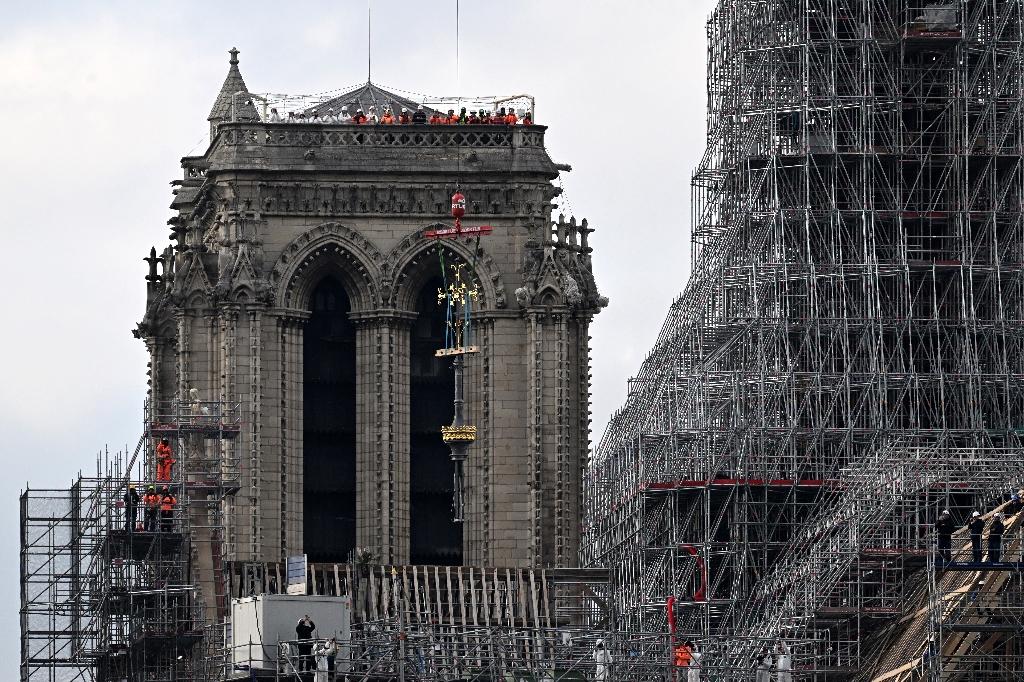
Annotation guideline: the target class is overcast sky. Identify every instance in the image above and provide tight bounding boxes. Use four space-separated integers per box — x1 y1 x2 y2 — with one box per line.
0 0 716 671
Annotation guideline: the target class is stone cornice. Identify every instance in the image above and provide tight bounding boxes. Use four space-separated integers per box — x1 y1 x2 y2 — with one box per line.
349 309 418 327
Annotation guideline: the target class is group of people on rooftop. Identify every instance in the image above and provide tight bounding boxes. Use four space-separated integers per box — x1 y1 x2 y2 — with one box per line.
267 104 532 126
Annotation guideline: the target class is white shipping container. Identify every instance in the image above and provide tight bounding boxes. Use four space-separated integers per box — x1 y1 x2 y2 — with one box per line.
230 594 351 671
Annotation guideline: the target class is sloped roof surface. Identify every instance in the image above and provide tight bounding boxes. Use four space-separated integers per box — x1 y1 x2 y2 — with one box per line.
306 82 442 117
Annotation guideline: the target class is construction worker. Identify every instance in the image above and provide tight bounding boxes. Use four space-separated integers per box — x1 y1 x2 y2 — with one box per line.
428 111 443 124
156 438 175 482
522 110 534 125
457 107 468 124
468 110 481 124
295 615 317 672
123 484 140 532
1006 492 1023 516
775 640 792 682
754 647 772 682
935 509 954 563
412 104 427 124
988 512 1005 563
268 108 282 123
673 640 692 671
338 106 352 123
159 485 176 533
687 643 702 682
494 107 508 124
352 109 367 125
398 107 411 125
593 640 612 682
143 485 160 532
505 108 518 125
968 511 985 562
380 107 395 125
323 636 338 676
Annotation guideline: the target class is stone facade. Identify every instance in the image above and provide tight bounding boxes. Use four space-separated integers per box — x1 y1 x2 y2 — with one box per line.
136 51 605 569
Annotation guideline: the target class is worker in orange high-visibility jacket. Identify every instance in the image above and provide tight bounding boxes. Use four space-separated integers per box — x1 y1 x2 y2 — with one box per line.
159 486 177 532
505 109 518 125
143 485 161 532
156 438 175 482
674 641 693 677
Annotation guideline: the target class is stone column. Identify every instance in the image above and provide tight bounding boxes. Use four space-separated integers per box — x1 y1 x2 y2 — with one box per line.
275 310 309 559
525 306 573 567
352 310 415 564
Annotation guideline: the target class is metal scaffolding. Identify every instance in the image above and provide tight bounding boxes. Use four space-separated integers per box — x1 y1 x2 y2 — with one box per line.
21 399 240 681
584 0 1024 677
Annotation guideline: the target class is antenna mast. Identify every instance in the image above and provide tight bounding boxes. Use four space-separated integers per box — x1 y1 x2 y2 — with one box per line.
367 1 372 82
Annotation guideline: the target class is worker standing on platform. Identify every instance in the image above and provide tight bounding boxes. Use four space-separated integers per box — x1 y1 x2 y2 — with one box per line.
159 485 176 532
774 640 792 682
324 636 338 678
935 509 954 563
296 615 317 672
1006 493 1023 517
988 512 1005 563
143 485 160 531
156 438 175 482
412 104 427 124
687 643 702 682
593 640 612 681
968 511 985 563
123 484 139 531
674 640 692 678
754 647 772 682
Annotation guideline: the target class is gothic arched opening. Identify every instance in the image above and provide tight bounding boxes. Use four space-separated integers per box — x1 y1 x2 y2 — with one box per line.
303 276 357 562
409 275 463 565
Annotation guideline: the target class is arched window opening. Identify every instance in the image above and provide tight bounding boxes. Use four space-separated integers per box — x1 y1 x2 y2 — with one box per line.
409 275 463 565
303 276 357 562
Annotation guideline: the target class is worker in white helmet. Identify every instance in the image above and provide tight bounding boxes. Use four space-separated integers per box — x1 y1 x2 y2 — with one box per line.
775 640 792 682
593 640 612 681
968 511 985 562
935 509 954 563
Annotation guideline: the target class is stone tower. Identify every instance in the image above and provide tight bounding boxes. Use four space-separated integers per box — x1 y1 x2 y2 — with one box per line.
136 49 605 569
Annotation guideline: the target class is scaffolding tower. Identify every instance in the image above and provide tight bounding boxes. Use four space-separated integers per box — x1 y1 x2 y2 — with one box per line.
21 399 240 681
584 0 1024 677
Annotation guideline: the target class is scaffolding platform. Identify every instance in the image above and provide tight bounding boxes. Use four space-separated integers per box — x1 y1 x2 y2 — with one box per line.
21 398 241 682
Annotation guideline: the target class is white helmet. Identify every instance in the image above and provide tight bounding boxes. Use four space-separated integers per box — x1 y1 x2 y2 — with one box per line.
972 511 981 517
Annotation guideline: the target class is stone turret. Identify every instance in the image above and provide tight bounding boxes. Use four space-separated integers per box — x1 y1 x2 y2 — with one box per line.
207 47 259 138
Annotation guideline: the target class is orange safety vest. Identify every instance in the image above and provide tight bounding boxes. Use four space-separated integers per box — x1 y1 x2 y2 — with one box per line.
674 645 692 667
381 114 395 124
399 114 411 124
144 493 161 509
505 113 518 125
160 494 177 512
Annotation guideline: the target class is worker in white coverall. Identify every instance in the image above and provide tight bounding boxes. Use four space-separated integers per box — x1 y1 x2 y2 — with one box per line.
774 641 792 682
313 640 329 682
687 644 702 682
593 640 613 681
754 647 772 682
